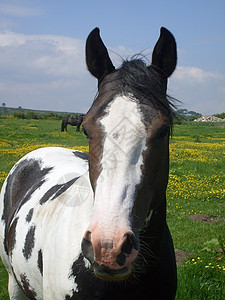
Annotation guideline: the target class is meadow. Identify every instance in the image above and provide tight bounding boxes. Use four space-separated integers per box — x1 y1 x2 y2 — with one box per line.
0 118 224 299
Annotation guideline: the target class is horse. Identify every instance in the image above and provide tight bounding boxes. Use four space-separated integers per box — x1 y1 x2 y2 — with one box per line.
0 27 177 299
61 115 84 132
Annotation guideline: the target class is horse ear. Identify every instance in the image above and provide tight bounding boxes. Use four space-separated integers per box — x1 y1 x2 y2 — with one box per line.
86 28 115 81
151 27 177 78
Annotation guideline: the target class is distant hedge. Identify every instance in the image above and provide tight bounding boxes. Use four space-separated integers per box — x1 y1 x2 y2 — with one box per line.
213 112 225 119
0 111 78 120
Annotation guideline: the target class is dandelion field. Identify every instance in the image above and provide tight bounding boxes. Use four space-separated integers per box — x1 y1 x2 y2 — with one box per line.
0 119 224 299
167 122 225 299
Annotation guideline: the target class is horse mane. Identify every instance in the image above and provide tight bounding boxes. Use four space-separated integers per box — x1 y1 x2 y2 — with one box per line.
98 58 177 124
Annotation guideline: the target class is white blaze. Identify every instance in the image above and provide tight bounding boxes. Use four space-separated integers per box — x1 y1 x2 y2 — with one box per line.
92 95 147 232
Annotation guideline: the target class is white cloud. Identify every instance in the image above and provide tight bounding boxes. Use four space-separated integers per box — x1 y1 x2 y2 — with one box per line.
173 66 223 83
0 31 86 79
0 31 95 112
0 31 224 115
169 66 225 115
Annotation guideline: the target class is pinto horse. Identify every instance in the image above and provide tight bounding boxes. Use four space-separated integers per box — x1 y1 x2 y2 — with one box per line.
61 115 84 132
0 27 177 299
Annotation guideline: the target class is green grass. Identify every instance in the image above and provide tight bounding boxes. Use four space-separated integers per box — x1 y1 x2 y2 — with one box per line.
167 122 225 299
0 262 8 300
0 119 224 299
177 254 225 300
0 118 88 177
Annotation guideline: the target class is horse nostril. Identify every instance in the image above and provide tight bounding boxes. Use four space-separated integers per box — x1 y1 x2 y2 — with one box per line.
131 233 139 251
121 234 133 254
81 231 94 264
116 252 126 266
116 233 139 267
121 233 139 254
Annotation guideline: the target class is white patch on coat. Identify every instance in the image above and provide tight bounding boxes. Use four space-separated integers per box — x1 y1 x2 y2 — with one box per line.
91 95 147 233
0 147 94 299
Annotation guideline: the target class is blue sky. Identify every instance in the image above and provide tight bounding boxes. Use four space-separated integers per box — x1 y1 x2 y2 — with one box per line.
0 0 224 115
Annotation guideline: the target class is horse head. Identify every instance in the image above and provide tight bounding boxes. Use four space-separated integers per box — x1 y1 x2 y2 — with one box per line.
81 27 177 281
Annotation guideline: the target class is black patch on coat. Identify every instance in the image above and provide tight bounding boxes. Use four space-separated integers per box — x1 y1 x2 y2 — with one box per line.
70 253 84 279
37 249 43 276
39 177 78 205
66 253 106 299
7 217 19 257
2 158 52 254
20 273 37 300
65 253 86 299
22 225 36 260
73 151 88 161
25 208 33 223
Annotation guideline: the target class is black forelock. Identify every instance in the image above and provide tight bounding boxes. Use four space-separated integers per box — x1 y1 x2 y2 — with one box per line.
98 58 177 123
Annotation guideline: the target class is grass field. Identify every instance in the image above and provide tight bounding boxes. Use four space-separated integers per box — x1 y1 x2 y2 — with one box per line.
0 118 224 299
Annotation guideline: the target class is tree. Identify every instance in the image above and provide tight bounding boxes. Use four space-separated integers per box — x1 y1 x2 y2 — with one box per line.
1 103 6 115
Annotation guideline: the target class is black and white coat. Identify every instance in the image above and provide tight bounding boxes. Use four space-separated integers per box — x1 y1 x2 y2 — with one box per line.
0 147 93 299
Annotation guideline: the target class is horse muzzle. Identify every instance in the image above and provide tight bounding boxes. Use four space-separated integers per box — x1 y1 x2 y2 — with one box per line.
81 230 139 281
93 263 132 281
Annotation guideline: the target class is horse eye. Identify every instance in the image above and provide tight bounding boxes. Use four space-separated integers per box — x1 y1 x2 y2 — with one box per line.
158 126 170 138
